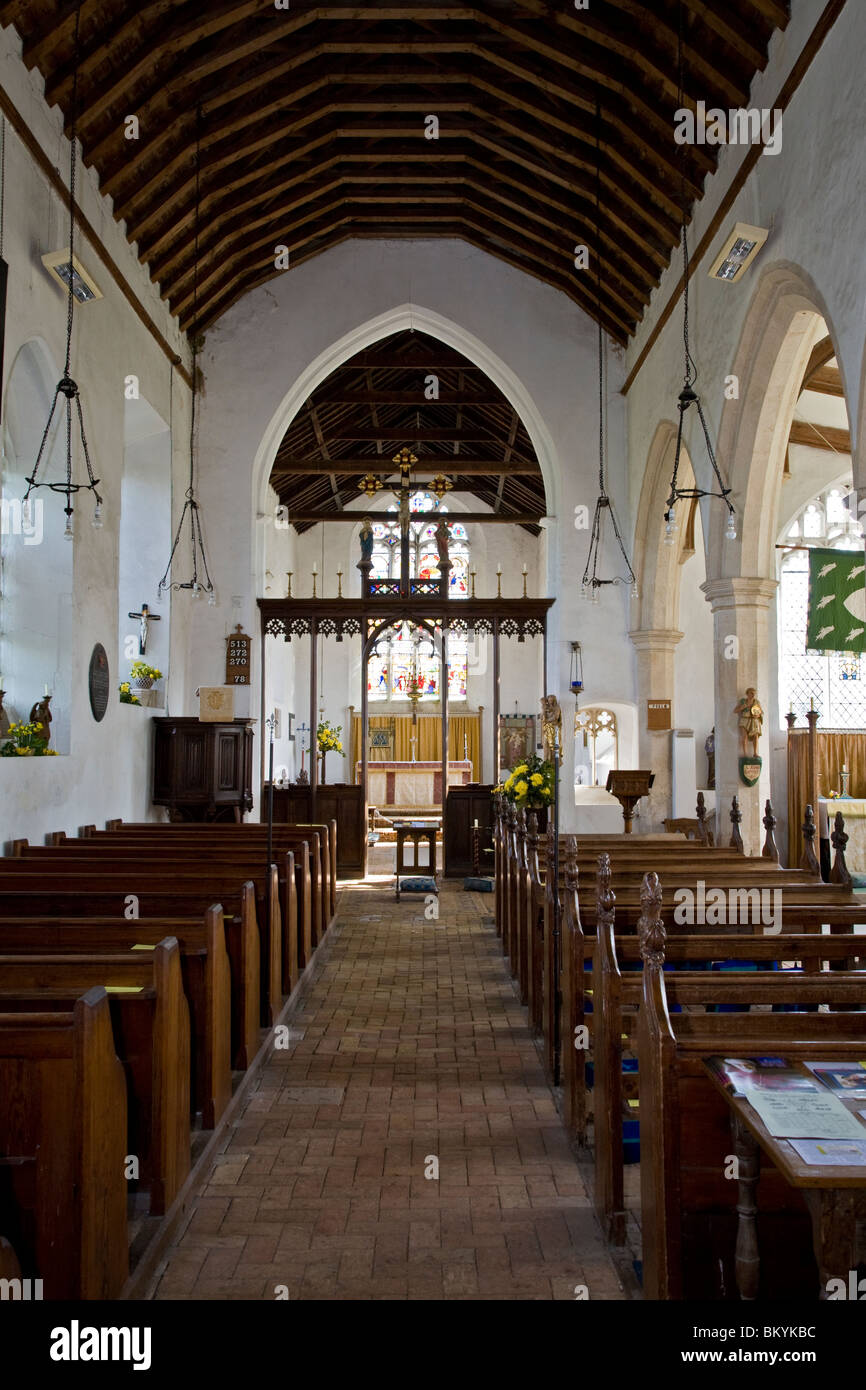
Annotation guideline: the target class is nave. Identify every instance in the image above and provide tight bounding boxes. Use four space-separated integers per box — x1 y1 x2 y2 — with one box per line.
152 867 627 1302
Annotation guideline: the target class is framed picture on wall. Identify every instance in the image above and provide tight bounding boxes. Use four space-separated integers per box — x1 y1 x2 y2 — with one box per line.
499 714 535 777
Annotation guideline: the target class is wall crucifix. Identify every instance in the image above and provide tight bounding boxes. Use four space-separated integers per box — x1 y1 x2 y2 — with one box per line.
128 602 161 656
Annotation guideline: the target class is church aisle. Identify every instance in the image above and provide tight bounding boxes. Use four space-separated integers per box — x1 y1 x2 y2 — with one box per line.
152 875 628 1301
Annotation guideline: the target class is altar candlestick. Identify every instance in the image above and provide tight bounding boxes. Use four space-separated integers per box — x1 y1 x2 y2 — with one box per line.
496 562 502 599
521 562 528 599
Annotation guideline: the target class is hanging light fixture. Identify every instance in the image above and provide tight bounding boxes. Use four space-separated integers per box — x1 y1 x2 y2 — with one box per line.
158 108 216 605
23 3 102 539
581 98 637 602
665 8 736 548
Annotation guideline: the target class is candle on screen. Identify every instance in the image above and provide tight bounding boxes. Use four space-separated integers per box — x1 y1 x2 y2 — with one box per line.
43 683 49 697
474 818 479 829
496 562 502 574
843 763 848 773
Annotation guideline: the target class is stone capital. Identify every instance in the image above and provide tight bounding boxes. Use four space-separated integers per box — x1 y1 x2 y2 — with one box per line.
628 628 684 654
700 576 777 613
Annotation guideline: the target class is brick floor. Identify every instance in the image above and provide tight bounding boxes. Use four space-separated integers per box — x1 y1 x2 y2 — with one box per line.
152 869 628 1301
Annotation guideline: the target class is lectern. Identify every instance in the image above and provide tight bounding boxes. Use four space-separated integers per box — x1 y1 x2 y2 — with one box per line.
606 769 655 833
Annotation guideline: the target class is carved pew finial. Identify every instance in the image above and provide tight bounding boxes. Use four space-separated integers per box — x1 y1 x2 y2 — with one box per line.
830 810 852 889
564 835 579 893
762 799 778 862
799 803 821 877
729 795 744 853
638 871 665 966
695 791 708 845
596 852 615 930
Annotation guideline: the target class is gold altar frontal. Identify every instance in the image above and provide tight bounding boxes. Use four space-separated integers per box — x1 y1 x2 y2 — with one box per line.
357 759 472 813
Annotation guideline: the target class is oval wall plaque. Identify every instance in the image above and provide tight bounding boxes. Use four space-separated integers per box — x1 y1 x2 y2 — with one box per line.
89 643 110 722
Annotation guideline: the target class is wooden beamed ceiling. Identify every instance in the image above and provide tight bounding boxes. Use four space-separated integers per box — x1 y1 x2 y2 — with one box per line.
2 1 788 342
272 328 546 532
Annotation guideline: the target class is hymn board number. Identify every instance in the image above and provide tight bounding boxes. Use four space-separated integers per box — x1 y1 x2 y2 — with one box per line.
226 625 251 685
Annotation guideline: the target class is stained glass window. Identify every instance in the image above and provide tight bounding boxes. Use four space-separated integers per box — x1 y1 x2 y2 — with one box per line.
778 482 866 727
366 492 470 701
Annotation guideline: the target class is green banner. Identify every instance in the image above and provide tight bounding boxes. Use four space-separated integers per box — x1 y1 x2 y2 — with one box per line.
806 546 866 652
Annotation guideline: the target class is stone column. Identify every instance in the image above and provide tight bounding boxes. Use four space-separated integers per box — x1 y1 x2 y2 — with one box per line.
628 628 683 831
700 577 777 853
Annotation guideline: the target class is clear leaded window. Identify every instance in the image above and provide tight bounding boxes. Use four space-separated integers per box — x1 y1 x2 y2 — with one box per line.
778 483 866 727
367 493 469 703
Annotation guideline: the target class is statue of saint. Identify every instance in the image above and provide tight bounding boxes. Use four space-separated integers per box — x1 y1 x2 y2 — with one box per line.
358 515 375 565
734 689 763 758
435 517 450 570
541 694 563 761
704 727 715 789
29 696 53 746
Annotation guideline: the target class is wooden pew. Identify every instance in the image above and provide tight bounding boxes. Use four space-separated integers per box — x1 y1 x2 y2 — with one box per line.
0 884 258 1072
100 819 336 940
592 869 866 1247
0 910 231 1130
0 939 190 1215
0 988 128 1299
82 830 313 985
637 929 866 1299
4 852 283 1030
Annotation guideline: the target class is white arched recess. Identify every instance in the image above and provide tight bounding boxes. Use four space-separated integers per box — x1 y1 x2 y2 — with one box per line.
703 265 845 854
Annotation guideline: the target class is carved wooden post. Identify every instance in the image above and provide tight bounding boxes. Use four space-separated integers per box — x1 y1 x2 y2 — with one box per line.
493 793 503 937
729 795 744 854
799 803 821 878
542 823 558 1074
514 807 528 984
596 851 616 936
830 810 852 889
637 870 665 965
506 801 518 964
695 791 708 846
524 811 540 1011
731 1113 762 1300
761 799 778 862
562 836 584 1143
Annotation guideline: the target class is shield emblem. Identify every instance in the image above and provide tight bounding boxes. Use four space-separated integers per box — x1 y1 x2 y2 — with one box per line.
739 756 762 787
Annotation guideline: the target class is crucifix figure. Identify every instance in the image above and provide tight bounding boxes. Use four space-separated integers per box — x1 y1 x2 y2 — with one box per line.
128 602 161 657
409 733 417 763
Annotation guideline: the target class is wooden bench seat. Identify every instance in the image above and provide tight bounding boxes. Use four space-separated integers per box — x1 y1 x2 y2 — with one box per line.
637 948 866 1299
2 855 283 1033
0 988 128 1299
0 884 258 1072
0 910 231 1129
0 939 189 1215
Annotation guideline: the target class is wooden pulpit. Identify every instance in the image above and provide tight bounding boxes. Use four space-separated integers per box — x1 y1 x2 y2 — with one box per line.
606 769 655 833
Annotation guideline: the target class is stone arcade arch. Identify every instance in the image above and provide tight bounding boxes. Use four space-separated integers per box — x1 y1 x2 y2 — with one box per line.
703 266 848 852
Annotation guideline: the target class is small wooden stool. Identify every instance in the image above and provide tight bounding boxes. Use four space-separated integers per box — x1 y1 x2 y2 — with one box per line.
394 819 440 900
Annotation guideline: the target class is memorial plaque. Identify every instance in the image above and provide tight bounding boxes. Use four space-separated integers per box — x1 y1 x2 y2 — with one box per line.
225 624 251 685
88 643 110 722
647 699 672 731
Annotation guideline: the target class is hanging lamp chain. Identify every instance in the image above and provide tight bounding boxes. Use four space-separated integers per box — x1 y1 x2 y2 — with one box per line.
581 95 636 597
158 106 215 597
665 2 734 530
23 1 102 527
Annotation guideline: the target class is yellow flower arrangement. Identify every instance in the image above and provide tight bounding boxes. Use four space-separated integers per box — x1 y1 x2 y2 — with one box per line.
1 719 56 757
495 753 554 810
316 719 344 756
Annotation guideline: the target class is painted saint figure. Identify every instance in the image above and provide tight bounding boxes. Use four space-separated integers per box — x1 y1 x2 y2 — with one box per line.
734 689 763 758
358 516 375 565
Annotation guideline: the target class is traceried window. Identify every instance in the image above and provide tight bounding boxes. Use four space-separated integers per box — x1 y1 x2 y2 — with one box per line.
367 493 469 702
574 708 618 787
778 483 866 727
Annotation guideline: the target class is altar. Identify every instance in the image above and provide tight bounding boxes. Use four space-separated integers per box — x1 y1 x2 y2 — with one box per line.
357 759 472 813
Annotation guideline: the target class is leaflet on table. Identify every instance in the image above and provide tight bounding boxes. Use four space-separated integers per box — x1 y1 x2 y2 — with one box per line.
745 1090 866 1140
788 1138 866 1167
706 1056 821 1096
803 1060 866 1099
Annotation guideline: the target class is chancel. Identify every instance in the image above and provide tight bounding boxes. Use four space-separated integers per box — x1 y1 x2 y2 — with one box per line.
2 0 866 1334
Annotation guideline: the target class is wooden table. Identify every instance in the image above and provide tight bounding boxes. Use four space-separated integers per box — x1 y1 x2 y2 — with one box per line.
394 819 440 901
703 1058 866 1299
